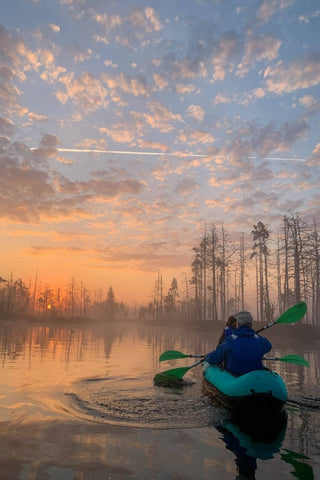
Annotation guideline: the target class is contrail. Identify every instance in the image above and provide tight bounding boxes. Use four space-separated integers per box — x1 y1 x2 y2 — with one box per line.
32 146 306 161
57 148 305 161
56 148 207 157
248 156 305 162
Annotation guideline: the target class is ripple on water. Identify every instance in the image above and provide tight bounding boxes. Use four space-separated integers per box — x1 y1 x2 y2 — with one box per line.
65 375 228 429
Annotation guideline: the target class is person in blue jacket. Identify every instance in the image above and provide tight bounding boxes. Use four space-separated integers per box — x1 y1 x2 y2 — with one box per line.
205 311 272 376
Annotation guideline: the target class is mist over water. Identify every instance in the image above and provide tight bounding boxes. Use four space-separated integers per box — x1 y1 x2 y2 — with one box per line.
0 317 319 479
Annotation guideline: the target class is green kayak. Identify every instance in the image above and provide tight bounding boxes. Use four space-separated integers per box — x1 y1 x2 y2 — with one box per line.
202 362 287 417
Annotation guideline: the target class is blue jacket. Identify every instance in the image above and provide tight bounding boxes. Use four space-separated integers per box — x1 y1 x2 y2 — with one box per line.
205 325 272 376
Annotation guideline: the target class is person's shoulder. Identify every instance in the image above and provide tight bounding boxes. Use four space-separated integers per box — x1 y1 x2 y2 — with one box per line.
257 333 272 343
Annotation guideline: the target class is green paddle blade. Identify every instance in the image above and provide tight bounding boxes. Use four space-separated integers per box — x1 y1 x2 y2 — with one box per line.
154 366 191 384
276 302 307 325
159 350 189 361
278 354 310 367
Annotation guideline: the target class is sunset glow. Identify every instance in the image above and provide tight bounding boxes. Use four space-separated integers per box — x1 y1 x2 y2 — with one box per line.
1 1 320 306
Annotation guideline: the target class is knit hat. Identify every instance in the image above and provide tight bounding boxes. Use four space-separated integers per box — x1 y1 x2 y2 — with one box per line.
235 311 253 326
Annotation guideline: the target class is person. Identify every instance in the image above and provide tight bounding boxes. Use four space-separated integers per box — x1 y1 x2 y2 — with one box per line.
204 311 272 376
217 315 237 345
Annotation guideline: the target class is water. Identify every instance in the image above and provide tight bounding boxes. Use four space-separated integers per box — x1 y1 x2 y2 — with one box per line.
0 318 319 479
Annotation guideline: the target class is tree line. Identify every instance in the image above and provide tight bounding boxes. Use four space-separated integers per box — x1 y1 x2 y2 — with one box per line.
142 213 320 326
0 273 126 322
2 212 319 326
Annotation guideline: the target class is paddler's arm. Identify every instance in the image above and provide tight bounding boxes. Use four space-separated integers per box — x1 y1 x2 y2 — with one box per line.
259 335 272 354
204 341 227 365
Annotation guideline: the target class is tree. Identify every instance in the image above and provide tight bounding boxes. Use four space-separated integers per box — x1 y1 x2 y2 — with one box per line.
209 225 219 322
164 277 179 322
105 286 117 320
282 213 309 310
251 221 272 322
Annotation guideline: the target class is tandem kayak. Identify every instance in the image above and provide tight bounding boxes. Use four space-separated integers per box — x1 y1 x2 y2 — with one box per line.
202 362 287 418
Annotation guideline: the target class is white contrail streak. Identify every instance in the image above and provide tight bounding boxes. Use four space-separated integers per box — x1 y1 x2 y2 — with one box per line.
56 148 207 157
31 146 306 161
248 156 305 162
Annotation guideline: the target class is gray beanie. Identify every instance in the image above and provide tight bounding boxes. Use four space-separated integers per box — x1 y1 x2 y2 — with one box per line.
235 311 253 326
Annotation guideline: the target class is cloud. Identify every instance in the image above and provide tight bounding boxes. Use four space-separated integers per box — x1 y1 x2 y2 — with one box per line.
0 146 54 223
129 7 162 34
143 100 182 133
177 129 215 146
153 73 169 90
160 21 241 81
222 117 309 165
237 34 281 77
299 94 320 117
175 83 197 95
95 247 189 271
0 116 15 136
174 178 200 195
49 23 60 33
256 0 293 23
0 137 144 224
101 71 149 97
56 71 109 112
299 10 320 24
251 120 309 155
137 139 171 152
306 142 320 167
264 52 320 94
0 24 40 78
92 6 162 47
187 105 205 122
239 87 266 105
93 13 122 31
99 123 136 144
213 93 232 104
27 112 49 123
29 245 87 255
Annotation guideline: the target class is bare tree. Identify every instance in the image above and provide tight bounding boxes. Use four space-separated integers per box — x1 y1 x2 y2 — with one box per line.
251 221 272 322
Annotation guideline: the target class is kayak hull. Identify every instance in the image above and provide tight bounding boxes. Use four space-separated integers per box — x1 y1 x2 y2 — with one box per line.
202 362 287 418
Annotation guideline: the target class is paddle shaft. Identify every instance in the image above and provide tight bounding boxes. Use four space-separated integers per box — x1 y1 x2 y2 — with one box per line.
255 321 276 334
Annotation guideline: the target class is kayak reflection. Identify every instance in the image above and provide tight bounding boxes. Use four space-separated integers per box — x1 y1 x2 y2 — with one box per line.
216 414 287 479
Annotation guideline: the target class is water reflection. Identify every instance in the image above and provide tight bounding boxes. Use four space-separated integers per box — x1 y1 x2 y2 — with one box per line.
0 319 319 479
281 449 314 480
216 417 286 479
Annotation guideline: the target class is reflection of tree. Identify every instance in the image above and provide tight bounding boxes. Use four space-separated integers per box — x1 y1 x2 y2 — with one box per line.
0 320 122 367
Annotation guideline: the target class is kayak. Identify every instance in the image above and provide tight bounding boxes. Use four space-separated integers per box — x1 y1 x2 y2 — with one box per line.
202 362 287 418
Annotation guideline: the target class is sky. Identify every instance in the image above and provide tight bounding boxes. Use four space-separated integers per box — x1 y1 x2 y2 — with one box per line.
1 0 320 306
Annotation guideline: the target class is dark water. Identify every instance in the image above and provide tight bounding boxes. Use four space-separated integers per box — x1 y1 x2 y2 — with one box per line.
0 318 319 479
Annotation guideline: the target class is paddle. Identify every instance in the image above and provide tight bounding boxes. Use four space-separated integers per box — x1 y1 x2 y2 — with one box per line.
154 353 309 384
255 301 307 333
159 350 204 361
264 354 310 367
155 302 308 383
159 302 307 362
154 359 204 384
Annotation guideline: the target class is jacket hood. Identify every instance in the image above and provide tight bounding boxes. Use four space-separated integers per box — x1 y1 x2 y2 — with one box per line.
234 325 256 337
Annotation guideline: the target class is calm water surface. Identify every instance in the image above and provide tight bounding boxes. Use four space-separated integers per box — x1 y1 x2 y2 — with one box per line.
0 318 319 479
